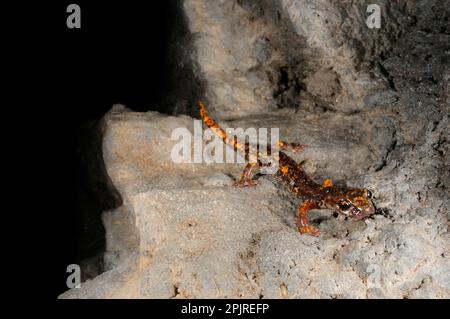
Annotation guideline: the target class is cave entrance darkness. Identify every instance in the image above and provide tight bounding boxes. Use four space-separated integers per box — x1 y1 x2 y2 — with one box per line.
49 1 196 298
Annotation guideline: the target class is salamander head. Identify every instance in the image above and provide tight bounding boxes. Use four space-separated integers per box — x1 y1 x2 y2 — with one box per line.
324 188 375 220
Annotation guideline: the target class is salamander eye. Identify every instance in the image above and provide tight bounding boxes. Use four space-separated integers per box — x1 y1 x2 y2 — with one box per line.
338 200 351 210
365 190 372 198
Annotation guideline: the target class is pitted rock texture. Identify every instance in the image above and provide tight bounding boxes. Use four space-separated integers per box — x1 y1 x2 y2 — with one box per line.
60 0 449 298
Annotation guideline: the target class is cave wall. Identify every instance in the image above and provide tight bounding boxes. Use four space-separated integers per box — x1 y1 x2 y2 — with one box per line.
60 0 449 299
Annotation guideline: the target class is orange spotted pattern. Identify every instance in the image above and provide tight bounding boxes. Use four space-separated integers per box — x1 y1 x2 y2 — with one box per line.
198 101 375 236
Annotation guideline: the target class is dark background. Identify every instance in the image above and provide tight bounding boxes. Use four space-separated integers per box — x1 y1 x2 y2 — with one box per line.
31 1 180 298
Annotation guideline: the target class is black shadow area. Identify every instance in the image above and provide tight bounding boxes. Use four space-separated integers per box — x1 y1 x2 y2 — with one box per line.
31 1 188 299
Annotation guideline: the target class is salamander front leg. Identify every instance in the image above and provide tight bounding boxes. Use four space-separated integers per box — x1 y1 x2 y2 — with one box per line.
233 162 259 187
278 141 306 153
322 179 333 188
297 200 320 236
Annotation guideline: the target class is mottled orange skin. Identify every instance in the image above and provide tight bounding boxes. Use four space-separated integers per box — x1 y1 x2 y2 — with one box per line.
276 152 375 235
199 101 375 236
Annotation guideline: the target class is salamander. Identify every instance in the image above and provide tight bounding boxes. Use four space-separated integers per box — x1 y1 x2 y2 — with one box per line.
198 101 375 236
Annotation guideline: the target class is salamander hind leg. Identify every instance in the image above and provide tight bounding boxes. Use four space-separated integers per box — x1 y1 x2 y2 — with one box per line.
297 200 320 236
233 162 259 187
278 141 306 154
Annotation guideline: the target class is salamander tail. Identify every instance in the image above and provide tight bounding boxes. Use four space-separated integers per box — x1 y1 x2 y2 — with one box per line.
199 101 243 150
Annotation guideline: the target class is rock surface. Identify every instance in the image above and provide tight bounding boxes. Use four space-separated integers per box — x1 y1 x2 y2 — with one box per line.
60 0 449 298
